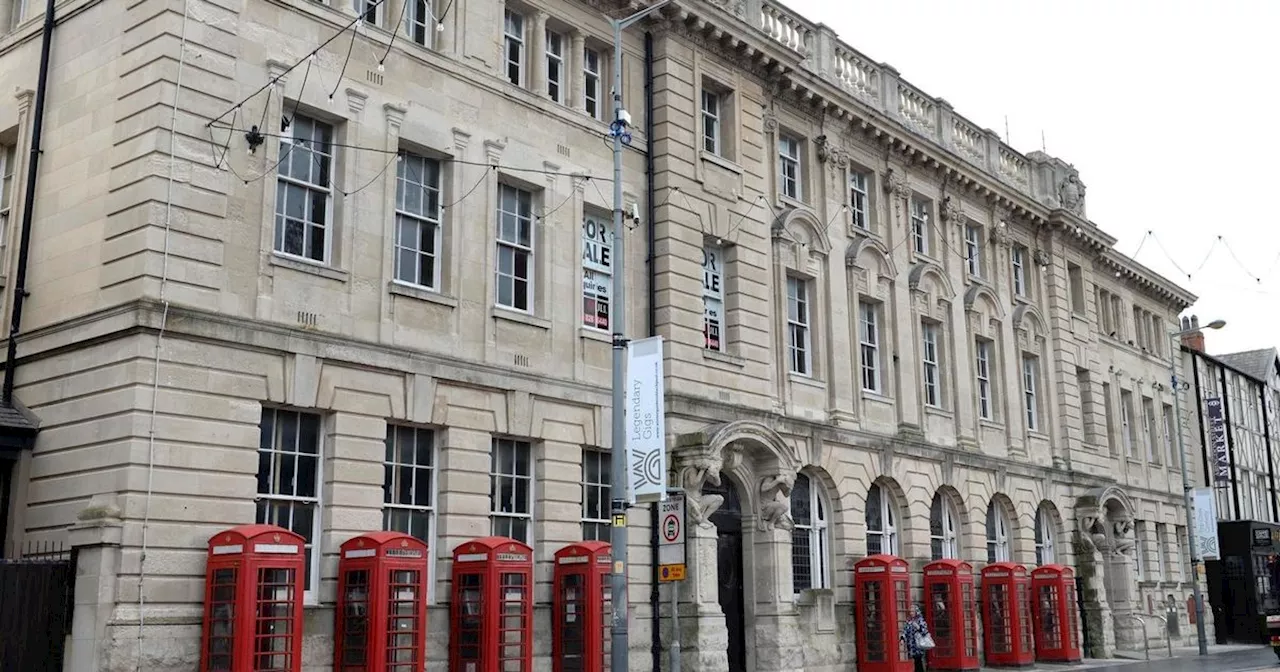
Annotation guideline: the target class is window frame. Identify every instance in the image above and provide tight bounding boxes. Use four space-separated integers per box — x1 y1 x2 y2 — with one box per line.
1121 391 1135 458
1034 506 1056 565
701 89 721 155
0 143 14 219
489 438 535 545
790 472 830 594
964 224 981 277
922 321 941 408
986 502 1011 563
256 408 324 602
703 243 725 352
1011 245 1027 298
849 172 869 230
545 27 565 104
583 47 602 120
503 9 526 87
495 183 535 312
866 483 899 556
976 339 994 421
859 301 880 393
354 0 380 26
910 198 930 255
1022 354 1039 431
930 493 959 560
786 275 811 376
406 0 435 47
1143 397 1159 464
274 115 335 264
393 150 443 290
581 448 611 541
1163 403 1178 465
382 424 437 600
778 134 802 201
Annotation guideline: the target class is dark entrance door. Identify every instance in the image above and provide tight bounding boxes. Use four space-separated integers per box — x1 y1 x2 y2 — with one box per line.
706 478 746 671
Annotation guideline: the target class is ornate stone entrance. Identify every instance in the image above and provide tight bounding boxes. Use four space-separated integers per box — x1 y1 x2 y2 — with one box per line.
1074 486 1140 657
672 420 806 672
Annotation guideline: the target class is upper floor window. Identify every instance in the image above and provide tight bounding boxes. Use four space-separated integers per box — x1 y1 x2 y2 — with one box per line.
1067 262 1085 314
986 502 1010 563
1022 354 1040 431
778 134 801 201
0 144 14 232
490 438 533 544
1163 403 1177 465
786 276 811 376
503 9 525 87
1011 245 1028 298
1034 506 1056 565
383 425 435 544
406 0 435 47
964 225 982 277
583 48 603 120
582 214 613 330
701 89 722 155
703 243 724 351
976 339 994 421
354 0 379 25
849 172 869 230
866 483 899 555
1120 390 1136 458
1143 398 1159 464
394 151 442 290
930 492 958 560
910 198 930 255
921 321 941 408
859 301 880 393
791 473 830 593
545 28 565 103
495 184 534 312
581 448 611 541
1150 315 1165 357
275 115 333 263
256 408 323 598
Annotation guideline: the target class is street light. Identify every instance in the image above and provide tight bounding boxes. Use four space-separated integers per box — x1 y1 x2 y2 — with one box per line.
1169 317 1225 656
606 4 671 672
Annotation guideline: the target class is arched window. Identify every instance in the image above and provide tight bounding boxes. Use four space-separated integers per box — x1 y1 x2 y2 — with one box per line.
986 500 1010 563
866 482 899 555
791 472 830 593
1034 506 1056 565
930 492 959 560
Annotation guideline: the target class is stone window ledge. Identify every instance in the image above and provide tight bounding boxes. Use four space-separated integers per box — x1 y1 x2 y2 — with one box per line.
270 253 349 282
388 281 458 308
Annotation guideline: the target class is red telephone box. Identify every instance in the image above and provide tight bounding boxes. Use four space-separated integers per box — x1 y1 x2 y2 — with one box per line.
981 562 1034 667
335 531 430 671
1030 564 1081 662
552 541 612 672
450 537 534 672
854 554 912 672
201 524 306 672
923 559 979 672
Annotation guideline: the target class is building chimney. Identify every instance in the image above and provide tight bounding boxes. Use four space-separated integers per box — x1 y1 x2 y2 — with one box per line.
1181 313 1205 352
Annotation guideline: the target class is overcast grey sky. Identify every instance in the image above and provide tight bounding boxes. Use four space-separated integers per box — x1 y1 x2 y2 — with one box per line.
781 0 1279 356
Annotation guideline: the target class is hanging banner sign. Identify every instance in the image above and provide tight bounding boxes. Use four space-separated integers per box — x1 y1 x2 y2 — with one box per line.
626 336 667 503
702 246 723 351
1192 487 1220 561
582 216 613 330
1205 397 1230 485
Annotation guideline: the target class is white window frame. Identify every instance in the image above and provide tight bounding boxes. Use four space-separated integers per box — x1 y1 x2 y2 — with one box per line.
256 408 323 602
703 244 725 352
383 424 437 600
581 213 613 331
778 135 801 201
910 198 929 255
495 183 535 312
866 483 899 556
859 301 880 393
1022 354 1039 431
1121 392 1135 458
786 276 811 376
930 493 959 560
490 438 534 545
1143 398 1158 464
545 28 564 103
0 144 14 222
353 0 380 25
406 0 435 47
850 172 869 230
274 115 334 264
922 321 941 408
701 89 721 155
1035 507 1056 565
791 473 830 593
986 502 1010 563
503 9 525 87
1011 245 1027 298
964 224 981 277
976 339 994 421
581 448 611 541
394 151 443 290
583 47 602 120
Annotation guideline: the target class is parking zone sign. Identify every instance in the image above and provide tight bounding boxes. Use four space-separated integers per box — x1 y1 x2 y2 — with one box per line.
658 493 686 582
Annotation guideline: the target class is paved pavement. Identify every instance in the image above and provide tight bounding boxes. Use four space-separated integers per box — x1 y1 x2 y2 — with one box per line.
992 645 1280 672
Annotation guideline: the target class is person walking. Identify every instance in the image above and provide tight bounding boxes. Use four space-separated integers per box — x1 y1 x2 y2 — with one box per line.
901 603 934 672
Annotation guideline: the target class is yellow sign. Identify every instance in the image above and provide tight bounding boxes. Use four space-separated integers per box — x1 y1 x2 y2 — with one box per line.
659 564 686 582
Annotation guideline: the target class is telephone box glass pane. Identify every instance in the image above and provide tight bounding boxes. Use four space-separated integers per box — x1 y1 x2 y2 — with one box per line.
962 583 976 657
894 579 909 662
457 574 484 664
500 572 528 671
342 570 370 669
561 573 585 672
207 568 237 671
254 567 296 671
989 583 1011 654
1038 584 1061 649
929 582 953 658
386 569 420 671
1017 583 1033 651
860 581 885 662
1066 583 1080 648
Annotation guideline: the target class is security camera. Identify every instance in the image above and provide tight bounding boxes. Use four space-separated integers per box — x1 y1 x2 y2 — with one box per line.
628 202 641 223
618 109 633 127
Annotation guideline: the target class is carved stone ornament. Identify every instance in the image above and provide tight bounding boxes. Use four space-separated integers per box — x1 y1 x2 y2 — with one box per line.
758 471 796 531
762 112 779 133
681 455 726 528
942 196 966 226
885 168 911 199
706 0 746 18
1058 172 1086 215
1033 248 1051 267
990 220 1011 247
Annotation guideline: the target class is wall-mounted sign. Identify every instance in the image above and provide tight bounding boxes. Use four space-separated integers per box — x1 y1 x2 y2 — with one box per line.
1206 397 1229 485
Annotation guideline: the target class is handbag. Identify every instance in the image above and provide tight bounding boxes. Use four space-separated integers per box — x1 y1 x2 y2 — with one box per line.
917 633 936 651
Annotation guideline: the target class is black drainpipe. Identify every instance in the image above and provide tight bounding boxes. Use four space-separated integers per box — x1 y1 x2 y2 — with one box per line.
643 29 661 672
3 0 56 405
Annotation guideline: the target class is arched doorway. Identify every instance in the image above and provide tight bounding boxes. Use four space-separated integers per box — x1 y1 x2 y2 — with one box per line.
706 477 746 671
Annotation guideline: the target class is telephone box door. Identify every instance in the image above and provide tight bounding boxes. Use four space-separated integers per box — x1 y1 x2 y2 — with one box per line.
553 541 611 672
450 537 534 672
923 559 978 672
335 531 429 672
981 562 1034 668
1030 564 1081 662
854 554 912 672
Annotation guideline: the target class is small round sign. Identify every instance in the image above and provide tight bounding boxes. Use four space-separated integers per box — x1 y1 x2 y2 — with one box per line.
662 513 680 542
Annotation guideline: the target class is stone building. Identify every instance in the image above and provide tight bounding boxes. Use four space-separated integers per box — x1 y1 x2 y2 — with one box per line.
0 0 1208 669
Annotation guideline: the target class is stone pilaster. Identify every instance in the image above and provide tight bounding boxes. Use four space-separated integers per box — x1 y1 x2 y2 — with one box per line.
884 168 922 435
753 526 804 672
570 32 586 111
680 522 729 672
529 11 548 96
66 496 125 672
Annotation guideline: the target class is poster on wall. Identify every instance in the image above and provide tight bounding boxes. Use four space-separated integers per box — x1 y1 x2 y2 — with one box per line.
582 216 613 330
1192 487 1220 561
703 246 723 351
1206 397 1230 485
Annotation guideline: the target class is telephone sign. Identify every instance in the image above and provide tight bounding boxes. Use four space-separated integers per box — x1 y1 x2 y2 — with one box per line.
658 493 686 582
